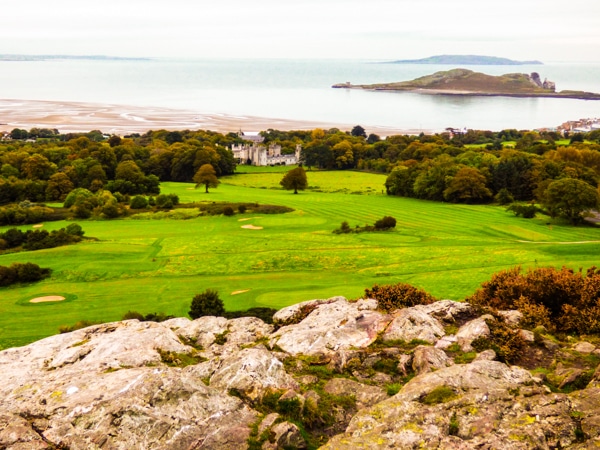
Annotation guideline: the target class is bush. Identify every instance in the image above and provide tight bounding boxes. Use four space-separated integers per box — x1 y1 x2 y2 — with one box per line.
223 206 235 216
189 289 225 319
374 216 397 230
365 282 436 312
155 194 173 209
507 203 538 218
238 204 247 214
468 265 600 334
130 195 148 209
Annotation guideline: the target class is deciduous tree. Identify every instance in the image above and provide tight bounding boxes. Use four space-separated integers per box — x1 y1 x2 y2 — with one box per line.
193 164 220 193
280 166 307 194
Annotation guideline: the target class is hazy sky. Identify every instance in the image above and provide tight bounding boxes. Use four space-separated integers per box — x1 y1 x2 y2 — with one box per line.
2 0 599 62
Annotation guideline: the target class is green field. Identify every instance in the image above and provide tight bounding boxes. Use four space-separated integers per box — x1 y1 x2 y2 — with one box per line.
1 169 600 349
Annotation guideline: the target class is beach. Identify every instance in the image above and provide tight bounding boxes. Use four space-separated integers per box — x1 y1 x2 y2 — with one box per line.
0 99 423 136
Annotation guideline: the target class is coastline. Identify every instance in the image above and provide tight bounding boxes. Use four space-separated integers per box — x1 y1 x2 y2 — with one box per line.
0 99 426 136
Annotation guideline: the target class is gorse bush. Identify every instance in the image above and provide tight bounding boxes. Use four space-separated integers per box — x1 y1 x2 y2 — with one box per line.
374 216 397 230
189 289 225 319
365 282 436 312
468 265 600 334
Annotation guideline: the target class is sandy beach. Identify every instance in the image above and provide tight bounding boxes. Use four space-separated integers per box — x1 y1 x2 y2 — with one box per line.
0 99 424 136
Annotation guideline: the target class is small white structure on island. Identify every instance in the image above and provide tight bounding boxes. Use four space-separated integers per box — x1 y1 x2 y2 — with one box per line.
231 132 301 166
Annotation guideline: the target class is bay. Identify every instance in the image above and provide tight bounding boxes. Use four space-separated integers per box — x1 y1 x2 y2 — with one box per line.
0 58 599 132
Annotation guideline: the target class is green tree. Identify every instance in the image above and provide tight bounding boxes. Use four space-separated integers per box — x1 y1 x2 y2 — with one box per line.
543 178 598 225
45 172 74 202
189 289 225 319
193 164 220 193
280 166 308 194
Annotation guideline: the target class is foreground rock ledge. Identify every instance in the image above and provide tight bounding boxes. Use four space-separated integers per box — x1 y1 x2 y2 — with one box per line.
0 296 599 449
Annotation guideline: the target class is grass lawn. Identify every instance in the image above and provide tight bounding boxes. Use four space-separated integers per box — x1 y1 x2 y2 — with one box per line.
1 170 600 348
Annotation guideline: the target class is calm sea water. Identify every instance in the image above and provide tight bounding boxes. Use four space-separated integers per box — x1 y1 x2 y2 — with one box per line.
1 58 600 132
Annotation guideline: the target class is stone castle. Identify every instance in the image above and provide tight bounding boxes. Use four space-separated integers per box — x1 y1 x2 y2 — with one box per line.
231 134 301 166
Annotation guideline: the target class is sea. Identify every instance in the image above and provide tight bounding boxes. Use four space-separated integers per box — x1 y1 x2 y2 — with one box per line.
1 58 600 133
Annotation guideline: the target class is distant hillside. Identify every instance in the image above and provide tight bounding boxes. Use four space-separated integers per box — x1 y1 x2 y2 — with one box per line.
0 54 149 61
333 68 600 100
388 55 543 65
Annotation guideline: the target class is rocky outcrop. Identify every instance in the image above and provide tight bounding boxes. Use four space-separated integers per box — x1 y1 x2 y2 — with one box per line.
1 296 600 449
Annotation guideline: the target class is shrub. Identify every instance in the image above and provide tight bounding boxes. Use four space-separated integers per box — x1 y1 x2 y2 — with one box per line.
155 194 173 209
471 317 526 364
365 282 436 312
374 216 397 230
130 195 148 209
122 310 144 321
189 289 225 319
58 320 99 334
238 204 247 214
468 265 600 334
507 203 538 218
223 206 235 216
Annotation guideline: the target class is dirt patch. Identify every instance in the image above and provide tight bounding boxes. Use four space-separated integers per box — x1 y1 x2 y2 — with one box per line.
32 224 44 228
30 295 66 303
241 225 263 230
231 289 250 295
238 217 262 222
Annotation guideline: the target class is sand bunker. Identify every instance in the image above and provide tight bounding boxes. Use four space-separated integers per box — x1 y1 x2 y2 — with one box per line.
238 217 262 222
30 295 66 303
32 224 44 228
231 289 250 295
241 224 263 230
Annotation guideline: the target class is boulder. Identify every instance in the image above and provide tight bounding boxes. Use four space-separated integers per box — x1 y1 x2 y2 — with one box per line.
270 297 391 356
574 341 596 354
272 297 344 326
323 377 387 408
411 345 454 374
382 307 445 344
321 360 567 449
209 347 299 401
456 316 492 352
416 300 472 323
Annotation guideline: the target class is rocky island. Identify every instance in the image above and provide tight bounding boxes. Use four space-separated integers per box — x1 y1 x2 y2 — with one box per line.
333 68 600 100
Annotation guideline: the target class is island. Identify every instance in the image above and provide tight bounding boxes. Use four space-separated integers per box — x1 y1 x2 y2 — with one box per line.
332 69 600 100
387 54 543 65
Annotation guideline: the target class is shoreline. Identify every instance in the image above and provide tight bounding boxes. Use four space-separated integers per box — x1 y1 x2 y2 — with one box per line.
0 99 428 136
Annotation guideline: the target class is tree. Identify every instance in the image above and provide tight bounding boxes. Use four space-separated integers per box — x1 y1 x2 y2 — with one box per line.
542 178 598 225
351 125 367 138
189 289 225 319
443 167 492 204
280 167 308 194
193 164 220 193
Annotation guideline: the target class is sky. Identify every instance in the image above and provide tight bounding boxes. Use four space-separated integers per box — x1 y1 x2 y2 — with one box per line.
1 0 599 62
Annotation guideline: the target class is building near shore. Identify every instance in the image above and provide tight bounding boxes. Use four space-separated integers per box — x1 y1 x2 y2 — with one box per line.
231 133 301 166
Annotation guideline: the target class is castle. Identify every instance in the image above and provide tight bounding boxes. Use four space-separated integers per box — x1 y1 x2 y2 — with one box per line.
231 134 301 166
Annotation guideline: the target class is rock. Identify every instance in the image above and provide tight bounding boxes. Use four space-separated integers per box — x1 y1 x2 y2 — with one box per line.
417 300 472 322
323 378 388 408
258 412 280 436
224 317 274 347
270 297 391 356
176 315 229 348
411 345 454 374
268 421 307 449
474 349 496 361
382 307 445 344
209 347 299 401
272 297 346 326
519 329 535 343
321 360 560 450
456 315 492 352
498 309 523 325
434 334 458 349
397 353 412 376
574 341 596 354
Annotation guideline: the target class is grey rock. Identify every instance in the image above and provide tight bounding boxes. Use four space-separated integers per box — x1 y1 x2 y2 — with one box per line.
574 341 596 354
456 315 492 352
417 300 472 322
382 307 446 344
270 297 391 356
474 349 497 361
323 377 388 408
209 347 299 401
411 345 454 374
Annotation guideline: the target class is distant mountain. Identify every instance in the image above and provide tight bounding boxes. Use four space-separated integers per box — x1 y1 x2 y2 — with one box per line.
388 55 543 65
0 54 149 61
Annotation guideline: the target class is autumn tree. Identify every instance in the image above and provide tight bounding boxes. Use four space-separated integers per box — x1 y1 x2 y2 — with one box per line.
443 167 492 203
280 166 308 194
193 164 220 193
